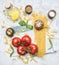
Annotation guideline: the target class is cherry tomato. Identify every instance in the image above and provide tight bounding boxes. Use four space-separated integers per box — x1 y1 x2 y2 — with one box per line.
12 37 21 47
21 35 31 46
17 46 27 55
27 44 38 55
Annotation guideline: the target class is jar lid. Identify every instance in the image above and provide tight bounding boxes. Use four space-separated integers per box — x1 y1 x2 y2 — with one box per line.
48 10 56 19
4 2 12 9
25 5 32 14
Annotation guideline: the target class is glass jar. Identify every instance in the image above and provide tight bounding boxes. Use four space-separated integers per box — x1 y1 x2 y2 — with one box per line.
4 2 20 21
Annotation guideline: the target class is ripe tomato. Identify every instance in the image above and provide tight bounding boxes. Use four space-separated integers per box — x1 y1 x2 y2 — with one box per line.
17 46 27 55
12 37 21 47
21 35 31 46
27 44 38 55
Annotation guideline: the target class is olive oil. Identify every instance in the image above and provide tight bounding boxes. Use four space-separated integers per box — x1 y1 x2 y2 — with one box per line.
4 2 20 21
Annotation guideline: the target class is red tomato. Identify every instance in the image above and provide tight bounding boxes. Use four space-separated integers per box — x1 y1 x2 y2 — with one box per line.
17 46 27 55
27 44 38 55
21 35 31 46
12 37 21 47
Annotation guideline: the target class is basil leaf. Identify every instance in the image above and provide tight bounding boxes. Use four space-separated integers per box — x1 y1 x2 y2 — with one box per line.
19 20 26 26
26 25 33 30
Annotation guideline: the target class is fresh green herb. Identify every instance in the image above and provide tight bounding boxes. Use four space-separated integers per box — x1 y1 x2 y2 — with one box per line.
26 20 28 26
19 20 33 30
10 45 14 57
19 20 26 26
26 20 33 30
48 38 53 50
26 25 33 30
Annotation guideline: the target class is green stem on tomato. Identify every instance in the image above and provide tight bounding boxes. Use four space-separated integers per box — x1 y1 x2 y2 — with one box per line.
10 45 14 57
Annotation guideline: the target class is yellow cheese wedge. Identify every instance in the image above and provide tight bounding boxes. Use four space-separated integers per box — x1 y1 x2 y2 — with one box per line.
30 13 49 57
